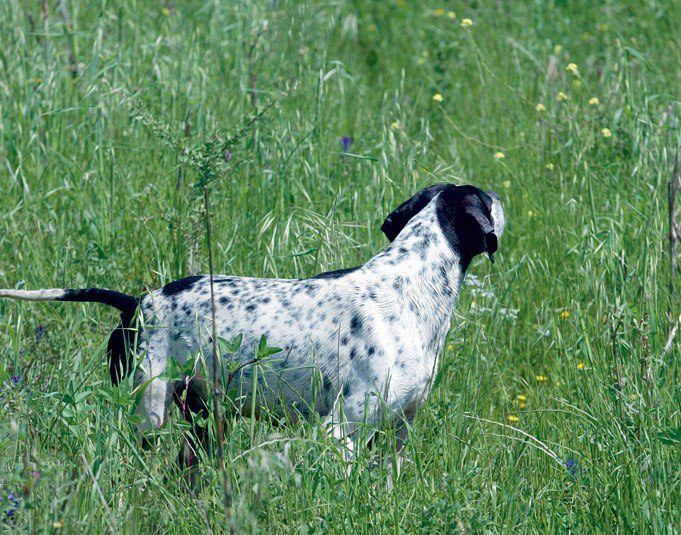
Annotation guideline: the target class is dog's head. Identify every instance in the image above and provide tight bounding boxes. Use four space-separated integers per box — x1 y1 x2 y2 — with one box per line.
381 183 505 266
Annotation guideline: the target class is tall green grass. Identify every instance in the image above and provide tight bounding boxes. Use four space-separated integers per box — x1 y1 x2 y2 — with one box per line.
0 0 679 531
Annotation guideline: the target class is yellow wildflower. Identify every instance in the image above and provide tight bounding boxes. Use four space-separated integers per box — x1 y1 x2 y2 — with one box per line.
566 63 579 74
161 7 171 16
417 57 426 65
589 97 600 106
536 375 548 382
553 44 564 55
461 18 473 28
519 403 527 408
557 91 568 101
434 8 445 16
494 152 505 160
572 79 583 89
577 362 586 369
391 121 400 130
527 210 534 218
516 394 527 401
502 180 511 189
447 342 454 352
601 128 612 138
507 415 519 422
630 394 636 401
433 93 444 102
560 310 570 318
447 11 456 20
53 521 64 529
546 163 555 171
536 103 546 112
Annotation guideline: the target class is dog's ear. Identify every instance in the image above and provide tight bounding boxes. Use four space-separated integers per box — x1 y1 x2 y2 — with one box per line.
381 184 449 241
437 186 499 263
463 199 497 262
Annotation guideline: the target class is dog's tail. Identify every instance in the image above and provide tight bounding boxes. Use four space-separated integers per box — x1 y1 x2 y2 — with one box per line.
0 288 138 314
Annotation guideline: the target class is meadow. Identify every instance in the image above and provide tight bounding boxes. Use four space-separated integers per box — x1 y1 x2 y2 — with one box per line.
0 0 679 532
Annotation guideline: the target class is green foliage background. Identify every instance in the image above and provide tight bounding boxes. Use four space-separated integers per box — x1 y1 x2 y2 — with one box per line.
0 0 679 532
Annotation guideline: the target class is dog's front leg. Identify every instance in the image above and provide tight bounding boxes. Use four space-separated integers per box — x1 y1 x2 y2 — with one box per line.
387 420 412 491
327 419 356 465
324 399 357 473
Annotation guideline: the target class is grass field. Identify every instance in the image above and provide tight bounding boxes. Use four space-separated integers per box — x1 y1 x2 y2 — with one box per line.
1 0 680 532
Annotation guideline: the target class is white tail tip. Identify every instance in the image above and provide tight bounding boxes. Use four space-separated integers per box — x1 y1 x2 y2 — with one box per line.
0 289 66 301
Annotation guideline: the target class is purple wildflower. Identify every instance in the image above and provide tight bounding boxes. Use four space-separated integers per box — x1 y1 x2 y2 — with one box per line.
10 375 21 386
565 459 578 476
340 136 353 153
35 324 46 342
3 492 20 525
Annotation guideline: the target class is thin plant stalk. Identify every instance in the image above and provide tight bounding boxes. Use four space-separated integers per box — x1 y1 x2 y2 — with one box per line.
203 186 233 526
58 0 78 77
663 149 681 355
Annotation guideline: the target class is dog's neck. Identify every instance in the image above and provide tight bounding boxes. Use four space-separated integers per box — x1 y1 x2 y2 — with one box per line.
367 200 465 352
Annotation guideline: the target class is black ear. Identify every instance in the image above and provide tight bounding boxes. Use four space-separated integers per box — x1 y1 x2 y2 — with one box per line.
437 186 498 263
464 201 498 262
381 184 449 241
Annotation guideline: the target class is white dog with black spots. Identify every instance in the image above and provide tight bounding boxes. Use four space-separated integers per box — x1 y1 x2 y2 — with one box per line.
0 183 505 477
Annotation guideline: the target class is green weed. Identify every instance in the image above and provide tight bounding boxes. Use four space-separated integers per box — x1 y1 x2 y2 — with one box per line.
0 1 679 532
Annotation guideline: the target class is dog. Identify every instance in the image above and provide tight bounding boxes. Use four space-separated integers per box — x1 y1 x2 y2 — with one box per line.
0 183 504 472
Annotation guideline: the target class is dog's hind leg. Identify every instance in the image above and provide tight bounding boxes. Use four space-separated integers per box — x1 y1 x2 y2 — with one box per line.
173 376 210 485
134 335 173 433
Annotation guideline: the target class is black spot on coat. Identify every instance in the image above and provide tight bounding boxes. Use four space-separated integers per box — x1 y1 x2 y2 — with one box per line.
161 276 203 297
350 314 362 334
312 266 360 280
